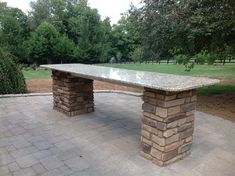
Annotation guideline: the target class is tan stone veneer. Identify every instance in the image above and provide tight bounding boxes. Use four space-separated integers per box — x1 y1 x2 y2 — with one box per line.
52 70 94 116
140 88 196 166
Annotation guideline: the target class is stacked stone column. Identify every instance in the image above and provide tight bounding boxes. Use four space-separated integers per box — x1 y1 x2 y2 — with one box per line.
140 88 196 166
52 70 94 116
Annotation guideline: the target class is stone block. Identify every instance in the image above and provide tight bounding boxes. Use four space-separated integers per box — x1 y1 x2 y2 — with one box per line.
144 91 156 98
141 143 151 154
163 154 183 165
185 136 193 143
153 143 165 151
162 149 178 161
180 128 194 139
178 123 193 132
186 115 194 122
152 158 164 166
143 96 157 105
165 134 180 145
155 94 165 100
185 97 191 103
178 142 192 154
177 91 192 98
141 130 151 139
152 135 165 146
191 95 197 102
142 103 156 113
165 94 177 101
141 137 152 146
167 121 178 129
142 116 156 128
165 141 180 152
142 124 152 133
150 148 162 160
163 128 178 138
168 106 181 116
140 151 153 160
155 107 167 118
181 102 196 112
164 98 185 108
156 122 167 131
177 118 187 126
165 114 186 123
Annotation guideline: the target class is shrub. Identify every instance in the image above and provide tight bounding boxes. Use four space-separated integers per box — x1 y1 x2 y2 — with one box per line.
175 54 189 65
130 47 143 63
196 51 206 64
206 53 216 65
196 50 216 65
0 50 26 94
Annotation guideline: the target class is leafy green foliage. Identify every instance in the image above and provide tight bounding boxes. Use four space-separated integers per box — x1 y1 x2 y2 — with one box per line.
0 2 30 63
131 0 235 60
1 0 234 67
196 50 216 65
29 22 59 64
130 47 143 63
112 14 140 62
54 35 75 63
176 55 189 65
0 50 26 94
196 52 206 65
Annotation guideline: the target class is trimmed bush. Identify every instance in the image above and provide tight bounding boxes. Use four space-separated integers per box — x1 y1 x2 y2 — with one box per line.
0 50 26 94
196 51 216 65
176 54 189 65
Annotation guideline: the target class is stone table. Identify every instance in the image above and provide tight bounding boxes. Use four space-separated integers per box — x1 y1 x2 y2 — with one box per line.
41 64 219 166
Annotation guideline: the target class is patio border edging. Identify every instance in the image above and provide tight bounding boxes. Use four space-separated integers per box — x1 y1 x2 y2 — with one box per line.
0 90 143 98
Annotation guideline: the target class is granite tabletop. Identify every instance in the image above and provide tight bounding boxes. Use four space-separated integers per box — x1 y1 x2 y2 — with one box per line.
41 64 220 92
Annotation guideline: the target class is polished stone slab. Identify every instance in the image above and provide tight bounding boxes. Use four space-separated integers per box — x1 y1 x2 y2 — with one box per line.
41 64 219 91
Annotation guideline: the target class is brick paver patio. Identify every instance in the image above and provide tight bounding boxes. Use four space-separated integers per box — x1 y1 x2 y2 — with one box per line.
0 93 234 176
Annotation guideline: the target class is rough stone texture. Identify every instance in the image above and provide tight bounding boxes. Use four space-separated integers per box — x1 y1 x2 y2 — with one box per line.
52 70 94 116
141 88 197 166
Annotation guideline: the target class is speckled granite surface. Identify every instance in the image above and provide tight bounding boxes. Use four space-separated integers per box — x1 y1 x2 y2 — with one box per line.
41 64 219 92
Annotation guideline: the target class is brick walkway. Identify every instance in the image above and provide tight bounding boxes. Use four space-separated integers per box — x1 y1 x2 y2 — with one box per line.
0 93 234 176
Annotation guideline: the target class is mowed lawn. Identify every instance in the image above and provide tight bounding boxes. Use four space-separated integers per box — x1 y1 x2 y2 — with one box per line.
23 69 51 80
23 64 235 95
100 63 235 80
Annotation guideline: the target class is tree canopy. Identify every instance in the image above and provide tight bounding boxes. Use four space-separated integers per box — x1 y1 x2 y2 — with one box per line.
130 0 235 61
0 0 234 64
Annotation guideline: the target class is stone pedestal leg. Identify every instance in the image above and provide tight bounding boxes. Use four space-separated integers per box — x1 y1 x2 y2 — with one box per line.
52 70 94 116
140 88 196 166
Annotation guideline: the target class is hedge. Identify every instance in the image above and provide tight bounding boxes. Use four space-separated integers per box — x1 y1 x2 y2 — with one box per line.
0 50 26 94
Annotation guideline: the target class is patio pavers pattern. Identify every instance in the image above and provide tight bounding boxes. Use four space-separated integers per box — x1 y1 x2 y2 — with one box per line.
0 93 234 176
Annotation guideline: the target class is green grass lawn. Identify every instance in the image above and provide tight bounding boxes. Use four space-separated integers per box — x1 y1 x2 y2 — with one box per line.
23 69 51 80
23 64 235 95
100 63 235 81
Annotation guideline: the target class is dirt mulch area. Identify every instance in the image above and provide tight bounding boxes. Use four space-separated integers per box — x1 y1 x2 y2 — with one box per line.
27 78 235 122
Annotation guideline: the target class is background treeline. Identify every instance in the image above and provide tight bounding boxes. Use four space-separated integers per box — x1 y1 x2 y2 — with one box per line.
0 0 235 65
129 0 235 65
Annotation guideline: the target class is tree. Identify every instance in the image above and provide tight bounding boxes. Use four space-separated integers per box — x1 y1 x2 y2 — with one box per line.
29 0 52 29
54 35 76 63
27 0 115 64
29 22 59 64
0 3 30 62
112 15 139 62
130 0 235 59
98 18 113 63
130 47 143 63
